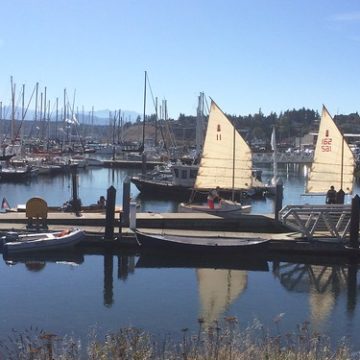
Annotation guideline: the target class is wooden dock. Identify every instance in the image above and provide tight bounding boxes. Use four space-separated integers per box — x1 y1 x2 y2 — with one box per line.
0 209 359 260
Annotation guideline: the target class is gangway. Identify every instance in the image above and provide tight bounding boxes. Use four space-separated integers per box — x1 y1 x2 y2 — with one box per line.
279 204 353 242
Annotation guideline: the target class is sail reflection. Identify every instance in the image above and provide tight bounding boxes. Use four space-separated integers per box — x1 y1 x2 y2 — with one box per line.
197 269 247 326
137 251 269 326
273 262 355 328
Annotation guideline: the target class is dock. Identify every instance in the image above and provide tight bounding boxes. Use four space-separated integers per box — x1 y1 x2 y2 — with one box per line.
0 209 359 260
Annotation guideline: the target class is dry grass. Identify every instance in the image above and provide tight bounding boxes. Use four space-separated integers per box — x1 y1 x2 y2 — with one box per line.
0 317 355 360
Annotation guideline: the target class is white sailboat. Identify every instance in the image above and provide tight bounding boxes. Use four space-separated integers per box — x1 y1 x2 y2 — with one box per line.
264 126 278 196
178 99 256 215
306 105 355 196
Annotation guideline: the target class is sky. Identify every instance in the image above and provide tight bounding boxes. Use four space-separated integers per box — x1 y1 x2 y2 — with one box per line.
0 0 360 120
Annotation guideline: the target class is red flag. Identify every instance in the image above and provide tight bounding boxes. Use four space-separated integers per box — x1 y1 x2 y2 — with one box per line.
1 197 10 209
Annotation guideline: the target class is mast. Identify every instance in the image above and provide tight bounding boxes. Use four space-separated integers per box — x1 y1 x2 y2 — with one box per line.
39 92 43 137
155 97 158 146
34 82 39 136
91 106 94 140
117 109 121 144
64 88 68 146
142 70 147 152
341 136 344 190
196 92 205 157
55 97 59 139
0 101 2 147
231 117 236 201
47 99 50 149
21 84 25 121
10 76 15 143
43 86 47 140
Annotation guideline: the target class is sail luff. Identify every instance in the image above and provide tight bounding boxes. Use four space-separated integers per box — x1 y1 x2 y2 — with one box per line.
306 105 355 194
194 100 253 190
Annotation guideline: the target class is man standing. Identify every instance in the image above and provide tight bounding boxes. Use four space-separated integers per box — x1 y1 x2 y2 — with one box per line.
326 186 337 204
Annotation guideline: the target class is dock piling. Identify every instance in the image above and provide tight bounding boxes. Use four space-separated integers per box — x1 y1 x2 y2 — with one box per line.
122 177 130 227
274 179 283 221
71 165 81 216
104 186 116 240
349 194 360 248
129 201 137 230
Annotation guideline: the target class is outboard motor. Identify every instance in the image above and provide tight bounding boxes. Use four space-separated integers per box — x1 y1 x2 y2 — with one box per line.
2 232 19 244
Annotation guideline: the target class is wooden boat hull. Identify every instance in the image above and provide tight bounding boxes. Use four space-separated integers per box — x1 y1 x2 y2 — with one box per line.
2 228 85 254
178 200 251 217
132 177 265 201
135 231 269 254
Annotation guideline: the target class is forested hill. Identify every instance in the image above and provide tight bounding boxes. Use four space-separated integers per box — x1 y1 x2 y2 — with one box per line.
166 108 360 145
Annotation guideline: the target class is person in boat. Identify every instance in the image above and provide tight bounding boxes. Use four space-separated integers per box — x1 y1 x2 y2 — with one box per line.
207 187 221 209
326 185 337 204
97 196 106 209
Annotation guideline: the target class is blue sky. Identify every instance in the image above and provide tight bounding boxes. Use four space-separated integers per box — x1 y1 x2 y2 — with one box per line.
0 0 359 119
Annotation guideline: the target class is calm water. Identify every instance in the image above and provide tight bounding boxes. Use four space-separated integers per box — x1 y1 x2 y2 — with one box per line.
1 163 360 349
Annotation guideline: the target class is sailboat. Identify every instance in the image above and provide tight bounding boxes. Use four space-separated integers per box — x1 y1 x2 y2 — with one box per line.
264 126 278 196
178 99 258 215
306 105 355 197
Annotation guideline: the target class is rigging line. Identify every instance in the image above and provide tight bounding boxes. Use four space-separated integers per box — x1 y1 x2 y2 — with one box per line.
145 73 157 112
13 85 37 140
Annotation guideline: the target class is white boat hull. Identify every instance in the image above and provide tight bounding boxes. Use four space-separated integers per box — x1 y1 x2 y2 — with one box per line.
178 199 251 216
2 228 85 254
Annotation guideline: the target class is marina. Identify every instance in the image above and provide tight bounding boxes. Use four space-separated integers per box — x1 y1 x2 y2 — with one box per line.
0 82 360 354
0 158 360 350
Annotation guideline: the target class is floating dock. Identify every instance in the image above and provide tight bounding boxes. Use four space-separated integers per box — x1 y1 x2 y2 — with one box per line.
0 210 359 259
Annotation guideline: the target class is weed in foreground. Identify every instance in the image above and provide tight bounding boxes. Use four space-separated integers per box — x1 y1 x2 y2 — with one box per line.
0 317 355 359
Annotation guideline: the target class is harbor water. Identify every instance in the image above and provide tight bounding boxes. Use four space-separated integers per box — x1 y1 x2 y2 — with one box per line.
1 163 360 350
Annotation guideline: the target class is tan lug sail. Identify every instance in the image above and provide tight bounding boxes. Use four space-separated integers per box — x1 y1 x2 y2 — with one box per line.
306 105 355 194
194 100 253 190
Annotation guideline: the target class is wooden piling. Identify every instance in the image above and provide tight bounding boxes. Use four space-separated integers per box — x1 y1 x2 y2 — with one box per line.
122 177 130 227
104 186 116 240
71 165 81 216
274 179 283 221
349 194 360 248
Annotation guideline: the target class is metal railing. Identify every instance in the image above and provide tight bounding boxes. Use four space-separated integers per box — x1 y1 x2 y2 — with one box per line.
279 204 353 241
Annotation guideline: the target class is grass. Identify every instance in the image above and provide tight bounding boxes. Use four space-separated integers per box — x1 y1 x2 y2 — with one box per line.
0 317 355 359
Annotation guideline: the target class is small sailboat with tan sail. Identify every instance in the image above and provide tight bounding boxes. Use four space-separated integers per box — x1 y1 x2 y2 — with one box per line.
305 105 356 202
178 99 263 216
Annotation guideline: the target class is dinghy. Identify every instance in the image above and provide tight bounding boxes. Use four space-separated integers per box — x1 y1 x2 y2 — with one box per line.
135 230 269 254
2 228 85 254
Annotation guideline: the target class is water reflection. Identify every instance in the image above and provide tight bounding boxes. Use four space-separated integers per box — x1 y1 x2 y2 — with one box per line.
3 249 360 334
197 269 247 326
3 250 85 265
272 260 358 329
103 252 136 307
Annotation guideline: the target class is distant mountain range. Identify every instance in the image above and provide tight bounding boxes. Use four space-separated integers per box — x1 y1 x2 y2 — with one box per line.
0 106 140 125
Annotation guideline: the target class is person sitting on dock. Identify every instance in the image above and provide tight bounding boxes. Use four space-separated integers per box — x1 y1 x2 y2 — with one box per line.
97 196 106 209
326 185 337 204
207 187 221 209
